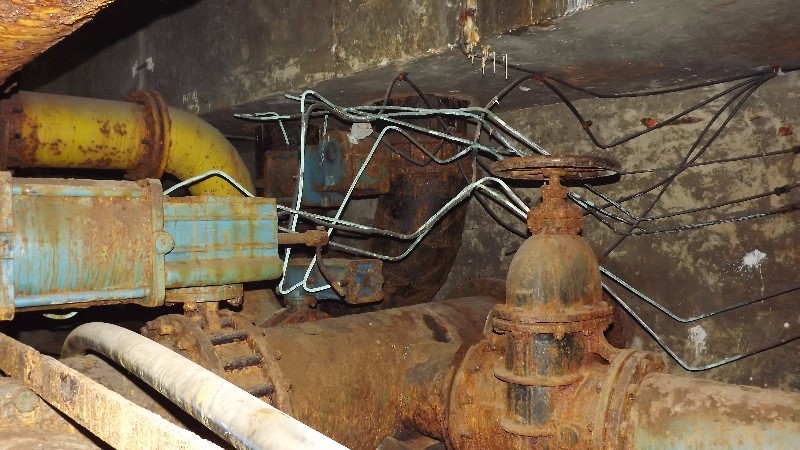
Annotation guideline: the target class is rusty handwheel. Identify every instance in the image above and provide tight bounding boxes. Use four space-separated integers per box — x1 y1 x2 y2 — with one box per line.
491 154 620 181
492 155 621 234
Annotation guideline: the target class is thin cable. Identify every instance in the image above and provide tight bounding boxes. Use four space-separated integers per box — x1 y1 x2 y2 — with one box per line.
601 75 772 256
603 282 800 371
619 146 800 175
600 266 800 323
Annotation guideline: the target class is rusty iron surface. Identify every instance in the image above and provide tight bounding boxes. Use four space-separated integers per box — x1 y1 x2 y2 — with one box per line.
629 372 800 449
0 376 102 448
240 288 283 327
60 353 226 444
9 176 158 311
491 155 621 182
278 229 329 247
142 307 293 413
261 127 389 207
263 305 331 326
0 0 115 85
141 295 500 450
258 295 500 450
0 331 220 449
370 95 472 309
0 91 149 170
124 90 171 180
441 277 507 303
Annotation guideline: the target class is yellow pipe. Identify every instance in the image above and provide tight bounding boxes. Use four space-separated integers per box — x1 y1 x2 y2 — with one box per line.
164 107 254 196
0 91 253 196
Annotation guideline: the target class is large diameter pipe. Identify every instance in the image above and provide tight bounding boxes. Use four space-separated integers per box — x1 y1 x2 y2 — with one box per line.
258 295 500 450
0 1 114 84
0 91 253 196
628 373 800 449
62 322 348 450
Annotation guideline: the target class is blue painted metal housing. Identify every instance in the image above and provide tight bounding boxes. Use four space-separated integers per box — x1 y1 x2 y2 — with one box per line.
283 257 383 305
263 131 390 208
0 172 280 319
163 196 280 288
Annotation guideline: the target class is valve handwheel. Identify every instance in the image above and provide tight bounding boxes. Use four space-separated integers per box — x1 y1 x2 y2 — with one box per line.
491 155 621 235
491 154 620 181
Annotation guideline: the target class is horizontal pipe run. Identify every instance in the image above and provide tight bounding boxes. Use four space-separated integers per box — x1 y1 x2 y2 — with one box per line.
629 373 800 449
258 295 501 449
62 322 347 450
0 331 220 450
1 91 254 196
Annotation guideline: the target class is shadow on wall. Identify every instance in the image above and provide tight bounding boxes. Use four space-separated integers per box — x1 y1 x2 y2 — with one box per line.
18 0 201 94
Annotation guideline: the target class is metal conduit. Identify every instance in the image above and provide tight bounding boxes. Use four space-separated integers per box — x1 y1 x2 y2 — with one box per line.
61 322 348 450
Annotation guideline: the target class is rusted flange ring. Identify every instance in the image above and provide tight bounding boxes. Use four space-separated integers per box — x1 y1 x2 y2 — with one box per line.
126 90 171 180
493 301 614 325
592 349 666 449
491 155 621 181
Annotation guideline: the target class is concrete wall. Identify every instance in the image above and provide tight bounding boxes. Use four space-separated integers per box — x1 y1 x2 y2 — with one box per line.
20 0 600 115
442 73 800 390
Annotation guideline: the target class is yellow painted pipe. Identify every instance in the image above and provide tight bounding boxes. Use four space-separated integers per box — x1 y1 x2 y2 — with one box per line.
0 91 253 196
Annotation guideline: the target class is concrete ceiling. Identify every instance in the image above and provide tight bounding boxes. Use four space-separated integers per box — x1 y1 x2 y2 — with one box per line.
13 0 800 135
214 0 800 133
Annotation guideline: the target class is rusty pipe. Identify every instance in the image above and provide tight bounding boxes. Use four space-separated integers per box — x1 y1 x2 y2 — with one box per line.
255 295 500 450
0 1 115 85
62 322 347 450
0 91 253 196
628 373 800 449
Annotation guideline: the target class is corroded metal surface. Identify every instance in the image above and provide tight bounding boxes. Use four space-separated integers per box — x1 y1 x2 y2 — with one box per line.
261 128 390 207
0 91 254 196
491 155 621 181
629 373 800 449
283 257 384 305
142 307 293 412
371 95 472 308
8 176 160 312
163 195 281 288
0 331 220 449
278 229 329 247
143 295 500 450
63 322 345 450
258 296 500 450
0 173 280 317
0 376 102 448
0 0 115 84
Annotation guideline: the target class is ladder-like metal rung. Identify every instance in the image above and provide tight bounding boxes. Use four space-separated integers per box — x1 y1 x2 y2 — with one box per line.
246 383 276 398
223 354 263 371
209 330 248 345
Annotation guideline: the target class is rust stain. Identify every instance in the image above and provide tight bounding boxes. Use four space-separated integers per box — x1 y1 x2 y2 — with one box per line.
98 119 111 136
641 117 658 128
113 122 127 136
667 116 703 126
778 126 793 136
0 0 116 85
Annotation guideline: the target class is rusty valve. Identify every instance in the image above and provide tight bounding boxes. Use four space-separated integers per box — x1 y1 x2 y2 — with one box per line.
490 154 620 182
492 155 620 235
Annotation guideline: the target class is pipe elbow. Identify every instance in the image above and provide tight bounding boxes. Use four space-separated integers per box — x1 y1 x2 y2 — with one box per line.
164 107 255 196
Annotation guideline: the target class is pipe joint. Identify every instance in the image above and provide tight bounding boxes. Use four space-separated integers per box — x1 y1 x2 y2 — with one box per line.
125 90 171 180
